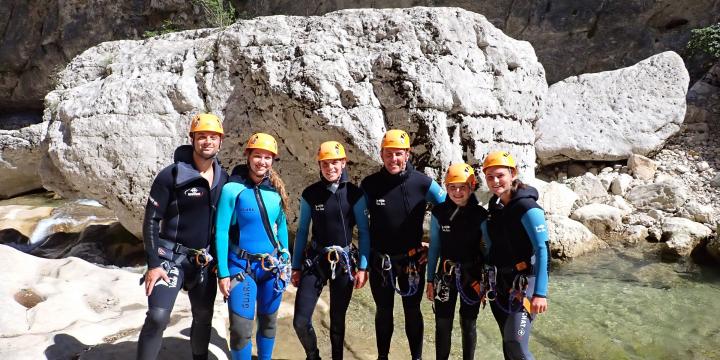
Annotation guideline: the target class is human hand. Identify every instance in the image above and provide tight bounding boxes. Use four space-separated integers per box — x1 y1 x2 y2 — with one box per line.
425 282 435 302
218 277 231 299
291 270 302 287
354 270 368 289
144 267 169 296
531 296 548 314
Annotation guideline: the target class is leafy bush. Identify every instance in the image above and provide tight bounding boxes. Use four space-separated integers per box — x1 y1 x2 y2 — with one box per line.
194 0 237 28
687 23 720 58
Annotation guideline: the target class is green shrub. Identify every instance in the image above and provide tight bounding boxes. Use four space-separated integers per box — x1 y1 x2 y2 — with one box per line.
687 23 720 58
194 0 237 28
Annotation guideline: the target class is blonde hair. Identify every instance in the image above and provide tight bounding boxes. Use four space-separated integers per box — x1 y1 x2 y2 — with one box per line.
269 169 290 214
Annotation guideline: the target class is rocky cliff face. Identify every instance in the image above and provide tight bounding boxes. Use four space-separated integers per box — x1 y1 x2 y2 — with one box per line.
232 0 720 84
0 0 218 114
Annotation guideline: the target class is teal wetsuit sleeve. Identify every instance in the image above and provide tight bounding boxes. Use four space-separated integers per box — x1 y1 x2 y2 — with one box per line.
425 180 446 205
353 196 371 270
214 183 242 278
520 208 549 298
292 198 312 269
426 216 441 281
480 219 491 259
276 206 289 261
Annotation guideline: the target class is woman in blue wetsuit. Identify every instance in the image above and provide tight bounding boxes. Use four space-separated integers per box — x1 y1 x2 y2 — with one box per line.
215 132 291 360
480 151 549 360
291 141 370 360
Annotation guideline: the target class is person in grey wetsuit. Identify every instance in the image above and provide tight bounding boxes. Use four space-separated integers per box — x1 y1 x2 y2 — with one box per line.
137 114 228 360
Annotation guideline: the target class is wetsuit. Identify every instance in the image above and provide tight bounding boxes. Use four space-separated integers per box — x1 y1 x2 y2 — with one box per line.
361 162 445 360
292 169 370 360
427 195 488 360
481 186 549 360
137 145 228 360
215 165 289 360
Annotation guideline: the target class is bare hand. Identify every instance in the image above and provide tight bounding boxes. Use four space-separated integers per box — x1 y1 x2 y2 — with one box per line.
145 267 170 297
218 277 231 299
531 296 548 314
418 242 429 265
425 282 435 302
354 270 368 289
291 270 302 287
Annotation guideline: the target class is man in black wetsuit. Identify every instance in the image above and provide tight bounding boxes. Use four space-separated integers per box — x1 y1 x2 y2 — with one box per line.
137 113 229 360
361 129 446 360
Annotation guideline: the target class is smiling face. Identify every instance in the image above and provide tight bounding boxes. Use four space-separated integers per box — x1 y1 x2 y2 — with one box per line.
191 131 222 160
248 148 274 180
483 166 517 198
381 148 409 175
447 182 472 207
319 158 346 182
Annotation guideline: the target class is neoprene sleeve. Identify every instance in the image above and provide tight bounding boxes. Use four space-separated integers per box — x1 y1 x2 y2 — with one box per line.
520 208 549 297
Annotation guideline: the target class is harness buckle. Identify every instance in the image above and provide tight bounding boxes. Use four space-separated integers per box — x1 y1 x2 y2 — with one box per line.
259 254 277 272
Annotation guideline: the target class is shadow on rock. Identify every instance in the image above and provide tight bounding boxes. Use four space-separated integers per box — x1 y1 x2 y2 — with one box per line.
44 327 230 360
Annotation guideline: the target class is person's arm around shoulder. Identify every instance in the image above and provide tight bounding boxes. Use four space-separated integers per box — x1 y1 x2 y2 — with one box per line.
291 197 312 287
215 182 244 298
425 179 446 206
352 195 371 289
520 206 550 314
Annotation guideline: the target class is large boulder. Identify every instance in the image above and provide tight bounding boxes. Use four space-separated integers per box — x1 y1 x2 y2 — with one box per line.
535 180 578 217
41 7 547 236
546 215 607 259
535 51 689 164
0 122 48 198
660 217 712 259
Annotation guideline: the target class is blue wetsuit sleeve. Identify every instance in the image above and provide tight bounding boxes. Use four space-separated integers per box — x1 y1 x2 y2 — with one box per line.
292 198 312 270
480 220 491 259
214 183 242 278
425 180 446 205
426 216 441 281
276 206 289 261
353 196 371 270
520 208 549 298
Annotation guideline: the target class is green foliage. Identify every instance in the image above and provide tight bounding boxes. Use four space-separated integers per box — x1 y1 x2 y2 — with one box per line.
194 0 238 28
143 19 179 39
687 23 720 58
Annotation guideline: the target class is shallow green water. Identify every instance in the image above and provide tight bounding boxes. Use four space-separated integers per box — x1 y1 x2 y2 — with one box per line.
346 245 720 359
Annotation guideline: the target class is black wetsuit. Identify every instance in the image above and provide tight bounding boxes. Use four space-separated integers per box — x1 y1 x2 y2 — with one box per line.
481 186 549 360
427 196 487 360
292 169 370 360
361 162 445 360
137 145 228 360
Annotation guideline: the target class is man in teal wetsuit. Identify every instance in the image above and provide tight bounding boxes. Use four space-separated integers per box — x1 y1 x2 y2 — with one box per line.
214 133 291 360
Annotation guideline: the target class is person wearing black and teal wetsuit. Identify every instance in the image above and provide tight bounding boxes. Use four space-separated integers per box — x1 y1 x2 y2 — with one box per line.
426 163 488 360
215 133 290 360
361 129 446 360
291 141 371 360
137 114 228 360
480 151 549 360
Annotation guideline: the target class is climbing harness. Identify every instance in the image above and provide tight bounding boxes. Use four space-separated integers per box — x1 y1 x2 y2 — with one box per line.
484 263 533 314
433 259 484 305
374 247 425 297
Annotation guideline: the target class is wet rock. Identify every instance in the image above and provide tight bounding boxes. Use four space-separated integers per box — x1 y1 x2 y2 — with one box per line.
627 154 657 181
546 215 607 259
535 52 689 164
0 205 55 238
570 204 623 238
660 217 712 259
622 225 649 245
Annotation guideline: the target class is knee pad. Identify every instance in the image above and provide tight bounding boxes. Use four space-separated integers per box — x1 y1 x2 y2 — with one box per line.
229 312 254 351
145 307 171 331
258 312 278 339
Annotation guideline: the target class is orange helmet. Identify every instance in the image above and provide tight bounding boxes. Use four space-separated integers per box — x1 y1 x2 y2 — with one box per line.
317 141 347 161
245 132 278 156
381 129 411 149
189 113 224 135
482 151 517 173
445 163 477 189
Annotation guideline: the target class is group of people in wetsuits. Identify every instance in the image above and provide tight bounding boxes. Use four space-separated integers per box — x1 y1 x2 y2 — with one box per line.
137 113 550 360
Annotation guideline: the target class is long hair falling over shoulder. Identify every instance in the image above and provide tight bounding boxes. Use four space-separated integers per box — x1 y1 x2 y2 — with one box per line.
268 169 290 214
510 178 527 197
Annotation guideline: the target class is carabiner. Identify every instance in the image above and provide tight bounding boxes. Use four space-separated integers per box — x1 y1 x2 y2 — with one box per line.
260 254 276 272
381 254 393 271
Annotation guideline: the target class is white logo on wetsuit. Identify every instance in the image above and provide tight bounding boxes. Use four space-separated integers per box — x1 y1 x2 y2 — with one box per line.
535 224 546 233
376 199 386 206
185 187 204 197
314 204 325 211
517 311 528 338
441 225 451 232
